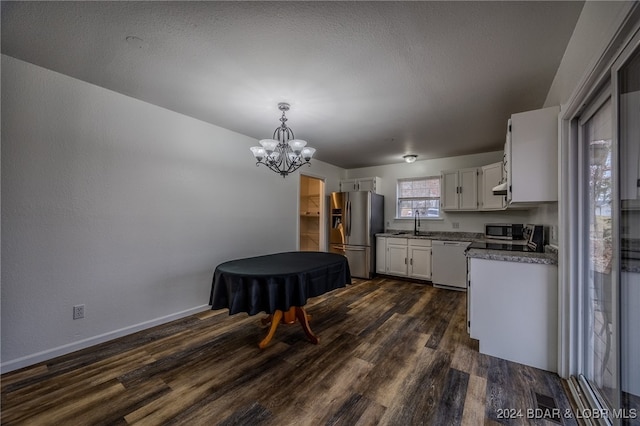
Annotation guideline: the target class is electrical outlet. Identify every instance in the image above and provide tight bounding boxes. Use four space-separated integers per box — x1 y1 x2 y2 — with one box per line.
73 304 85 320
452 222 460 229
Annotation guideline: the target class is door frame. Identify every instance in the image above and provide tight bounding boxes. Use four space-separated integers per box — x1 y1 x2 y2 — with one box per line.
298 173 327 252
557 3 640 380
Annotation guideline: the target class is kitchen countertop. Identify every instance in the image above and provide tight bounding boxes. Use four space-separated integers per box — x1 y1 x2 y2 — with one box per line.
376 230 558 265
375 230 485 242
465 246 558 265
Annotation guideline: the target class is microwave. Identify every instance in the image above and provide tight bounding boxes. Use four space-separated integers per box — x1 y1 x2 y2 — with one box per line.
485 223 524 240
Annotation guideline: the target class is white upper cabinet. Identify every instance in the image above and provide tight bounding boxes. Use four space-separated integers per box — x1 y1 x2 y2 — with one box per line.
507 105 559 204
441 168 479 211
441 170 459 210
459 168 479 210
480 162 506 210
339 177 381 193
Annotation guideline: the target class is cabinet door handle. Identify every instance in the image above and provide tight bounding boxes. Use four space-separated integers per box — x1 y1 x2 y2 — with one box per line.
410 258 413 265
404 258 407 265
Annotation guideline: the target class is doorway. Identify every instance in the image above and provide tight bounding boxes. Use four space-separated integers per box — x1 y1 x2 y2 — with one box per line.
299 175 325 252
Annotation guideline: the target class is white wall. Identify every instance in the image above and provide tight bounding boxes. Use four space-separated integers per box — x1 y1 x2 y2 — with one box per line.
0 55 343 371
345 151 533 233
543 1 636 109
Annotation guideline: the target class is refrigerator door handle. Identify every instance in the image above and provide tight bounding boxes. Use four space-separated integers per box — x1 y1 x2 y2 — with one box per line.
344 201 348 237
345 201 348 237
346 200 352 237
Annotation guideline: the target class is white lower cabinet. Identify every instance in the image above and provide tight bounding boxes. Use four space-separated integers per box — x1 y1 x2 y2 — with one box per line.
468 257 558 372
408 240 432 280
377 237 432 280
387 239 408 276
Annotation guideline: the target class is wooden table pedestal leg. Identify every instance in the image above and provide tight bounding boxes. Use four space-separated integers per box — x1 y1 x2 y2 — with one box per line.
295 307 319 345
282 307 297 324
258 307 319 349
259 310 283 349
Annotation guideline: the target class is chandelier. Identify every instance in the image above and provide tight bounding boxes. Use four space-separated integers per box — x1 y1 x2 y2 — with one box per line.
250 103 316 177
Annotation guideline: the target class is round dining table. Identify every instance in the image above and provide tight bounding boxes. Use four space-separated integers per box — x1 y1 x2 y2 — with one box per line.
210 251 351 348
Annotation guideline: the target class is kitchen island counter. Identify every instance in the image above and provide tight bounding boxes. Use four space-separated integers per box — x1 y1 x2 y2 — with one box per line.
465 246 558 265
468 255 558 372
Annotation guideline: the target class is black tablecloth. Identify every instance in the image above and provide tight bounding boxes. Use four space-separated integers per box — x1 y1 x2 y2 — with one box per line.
210 251 351 315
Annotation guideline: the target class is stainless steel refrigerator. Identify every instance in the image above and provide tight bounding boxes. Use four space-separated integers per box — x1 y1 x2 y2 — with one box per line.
329 191 384 279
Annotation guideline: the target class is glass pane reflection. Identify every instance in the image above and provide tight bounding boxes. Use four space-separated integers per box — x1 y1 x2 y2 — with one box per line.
584 97 616 407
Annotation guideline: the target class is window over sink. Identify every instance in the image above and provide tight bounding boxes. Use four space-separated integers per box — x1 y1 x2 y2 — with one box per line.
396 176 441 219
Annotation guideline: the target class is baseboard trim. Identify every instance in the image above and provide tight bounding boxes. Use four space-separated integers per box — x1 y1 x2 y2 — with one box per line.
1 304 211 374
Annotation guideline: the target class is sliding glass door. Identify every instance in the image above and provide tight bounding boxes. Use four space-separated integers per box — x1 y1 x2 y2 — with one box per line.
616 37 640 422
576 29 639 425
579 92 618 412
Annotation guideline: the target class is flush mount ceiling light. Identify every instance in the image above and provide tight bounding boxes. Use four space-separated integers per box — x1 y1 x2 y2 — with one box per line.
250 103 316 178
403 154 418 163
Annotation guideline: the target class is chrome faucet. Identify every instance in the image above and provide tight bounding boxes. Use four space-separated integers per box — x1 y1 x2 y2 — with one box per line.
414 209 421 235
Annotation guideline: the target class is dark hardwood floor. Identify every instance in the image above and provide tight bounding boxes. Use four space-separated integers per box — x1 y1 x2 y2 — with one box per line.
1 277 577 425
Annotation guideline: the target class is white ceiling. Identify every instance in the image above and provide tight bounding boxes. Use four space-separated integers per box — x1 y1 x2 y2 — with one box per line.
1 1 584 169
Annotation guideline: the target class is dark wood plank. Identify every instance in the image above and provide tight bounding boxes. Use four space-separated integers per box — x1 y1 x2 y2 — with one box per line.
323 393 378 426
486 357 515 424
0 278 577 426
215 402 272 426
431 368 470 426
379 347 452 424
